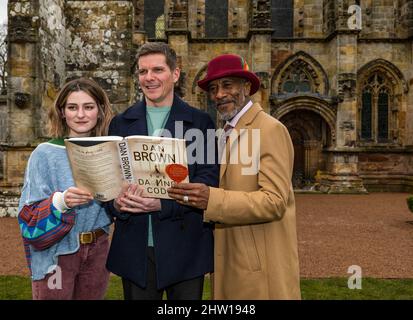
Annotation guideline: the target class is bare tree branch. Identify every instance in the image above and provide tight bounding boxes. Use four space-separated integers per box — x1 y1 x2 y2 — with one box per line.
0 23 7 95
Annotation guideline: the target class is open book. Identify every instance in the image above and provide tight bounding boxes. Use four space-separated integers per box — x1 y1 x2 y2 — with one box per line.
64 135 189 201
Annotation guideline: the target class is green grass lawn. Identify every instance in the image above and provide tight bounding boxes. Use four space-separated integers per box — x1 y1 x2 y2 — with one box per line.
1 275 413 300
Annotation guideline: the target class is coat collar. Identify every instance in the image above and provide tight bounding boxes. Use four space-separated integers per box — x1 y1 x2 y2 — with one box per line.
122 94 194 124
234 102 263 129
220 102 263 180
121 94 194 138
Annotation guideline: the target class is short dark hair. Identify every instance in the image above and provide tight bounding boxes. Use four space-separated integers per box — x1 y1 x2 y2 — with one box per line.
136 42 177 71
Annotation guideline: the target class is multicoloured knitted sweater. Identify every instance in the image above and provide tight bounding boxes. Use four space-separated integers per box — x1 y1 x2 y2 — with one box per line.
18 139 112 280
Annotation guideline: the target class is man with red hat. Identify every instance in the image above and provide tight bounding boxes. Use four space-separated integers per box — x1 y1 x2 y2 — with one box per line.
168 53 301 299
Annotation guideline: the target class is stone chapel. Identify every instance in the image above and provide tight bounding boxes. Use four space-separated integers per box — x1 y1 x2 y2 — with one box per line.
1 0 413 216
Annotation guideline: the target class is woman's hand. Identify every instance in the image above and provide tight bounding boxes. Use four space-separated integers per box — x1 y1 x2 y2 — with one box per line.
64 187 94 208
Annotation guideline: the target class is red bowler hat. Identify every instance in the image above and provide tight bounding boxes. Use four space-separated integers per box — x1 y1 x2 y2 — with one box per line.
198 54 261 95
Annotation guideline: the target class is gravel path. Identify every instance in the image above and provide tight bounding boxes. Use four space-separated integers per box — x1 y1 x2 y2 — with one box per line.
1 193 412 278
296 192 413 278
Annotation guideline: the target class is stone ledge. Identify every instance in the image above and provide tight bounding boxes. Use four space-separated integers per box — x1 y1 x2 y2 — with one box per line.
0 207 18 218
0 190 19 218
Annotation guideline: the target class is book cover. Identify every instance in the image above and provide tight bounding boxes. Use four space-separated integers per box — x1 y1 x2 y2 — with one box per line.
65 135 189 201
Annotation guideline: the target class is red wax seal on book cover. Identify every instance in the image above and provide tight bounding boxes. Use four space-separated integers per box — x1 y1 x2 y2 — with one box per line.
166 164 188 184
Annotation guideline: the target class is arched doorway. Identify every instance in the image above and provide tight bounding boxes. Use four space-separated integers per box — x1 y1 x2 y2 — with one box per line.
280 109 332 188
289 128 306 187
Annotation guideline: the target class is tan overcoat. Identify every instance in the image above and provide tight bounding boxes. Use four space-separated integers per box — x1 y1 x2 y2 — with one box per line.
205 102 301 300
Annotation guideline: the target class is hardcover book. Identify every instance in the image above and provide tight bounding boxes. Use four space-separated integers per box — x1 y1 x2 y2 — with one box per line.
64 135 189 201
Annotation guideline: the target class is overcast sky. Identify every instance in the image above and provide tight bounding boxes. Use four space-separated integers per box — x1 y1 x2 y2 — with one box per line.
0 0 7 25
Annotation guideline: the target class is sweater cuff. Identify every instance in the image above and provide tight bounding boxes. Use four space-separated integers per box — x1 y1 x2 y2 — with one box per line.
52 191 70 212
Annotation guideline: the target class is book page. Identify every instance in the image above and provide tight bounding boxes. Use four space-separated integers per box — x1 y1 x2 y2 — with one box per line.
126 136 189 199
65 140 123 201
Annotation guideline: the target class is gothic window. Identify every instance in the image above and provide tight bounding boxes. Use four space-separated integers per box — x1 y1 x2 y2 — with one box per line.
145 0 165 39
359 73 391 142
279 61 315 94
282 71 311 93
205 0 228 38
271 0 293 38
377 89 389 141
155 15 166 39
361 89 372 139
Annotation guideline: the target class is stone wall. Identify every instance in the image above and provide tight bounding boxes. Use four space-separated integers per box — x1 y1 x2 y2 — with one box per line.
65 1 135 113
299 0 324 38
8 0 38 146
0 95 7 142
0 95 7 182
0 190 19 218
1 0 413 215
228 0 248 39
359 151 413 191
360 0 398 38
37 0 66 138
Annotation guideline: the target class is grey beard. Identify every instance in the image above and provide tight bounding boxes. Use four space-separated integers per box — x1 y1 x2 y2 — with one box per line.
218 106 242 121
